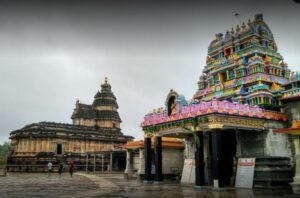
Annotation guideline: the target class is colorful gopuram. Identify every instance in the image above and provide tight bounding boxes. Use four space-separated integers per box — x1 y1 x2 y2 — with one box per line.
8 78 133 172
196 13 290 111
140 14 298 190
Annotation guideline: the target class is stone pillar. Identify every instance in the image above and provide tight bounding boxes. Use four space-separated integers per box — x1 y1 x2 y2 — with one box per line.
144 137 152 181
101 154 104 172
94 154 96 174
86 154 89 173
211 130 223 188
291 137 300 194
138 148 144 175
110 152 113 171
195 132 205 186
40 139 44 152
155 136 163 182
124 151 133 179
26 139 29 153
47 138 50 151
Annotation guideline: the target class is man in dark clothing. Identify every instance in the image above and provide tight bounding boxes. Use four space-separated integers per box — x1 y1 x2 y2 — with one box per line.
69 160 75 177
58 163 63 177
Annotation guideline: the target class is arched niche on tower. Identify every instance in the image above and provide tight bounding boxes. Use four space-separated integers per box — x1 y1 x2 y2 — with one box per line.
165 90 179 116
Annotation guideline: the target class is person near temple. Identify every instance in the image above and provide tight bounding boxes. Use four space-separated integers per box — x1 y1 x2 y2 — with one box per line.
58 163 63 177
47 161 53 177
69 160 75 177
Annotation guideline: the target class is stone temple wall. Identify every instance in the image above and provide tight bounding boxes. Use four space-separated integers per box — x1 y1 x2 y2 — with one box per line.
183 136 195 159
236 129 294 188
237 130 292 157
265 130 293 157
162 148 184 175
132 148 184 175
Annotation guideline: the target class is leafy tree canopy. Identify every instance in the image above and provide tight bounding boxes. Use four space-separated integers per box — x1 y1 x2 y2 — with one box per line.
0 142 9 158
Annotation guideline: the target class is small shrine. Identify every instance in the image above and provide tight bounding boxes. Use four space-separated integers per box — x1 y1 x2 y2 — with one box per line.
124 137 185 180
140 14 298 190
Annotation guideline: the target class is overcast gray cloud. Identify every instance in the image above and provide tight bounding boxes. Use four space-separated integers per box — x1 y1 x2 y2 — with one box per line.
0 0 299 143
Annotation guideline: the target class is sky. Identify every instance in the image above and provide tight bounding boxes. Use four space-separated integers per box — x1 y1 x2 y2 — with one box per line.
0 0 299 143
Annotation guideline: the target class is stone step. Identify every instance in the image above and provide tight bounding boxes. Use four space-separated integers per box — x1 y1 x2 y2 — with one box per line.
252 156 294 189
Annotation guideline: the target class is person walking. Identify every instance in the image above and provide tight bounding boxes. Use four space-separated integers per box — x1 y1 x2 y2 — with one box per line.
69 160 75 177
47 161 53 177
58 163 63 177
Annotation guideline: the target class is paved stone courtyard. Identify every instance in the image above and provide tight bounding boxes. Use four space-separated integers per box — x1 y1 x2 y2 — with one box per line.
0 172 299 198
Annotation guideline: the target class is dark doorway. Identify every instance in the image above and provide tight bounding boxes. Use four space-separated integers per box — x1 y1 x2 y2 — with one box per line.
208 130 237 186
57 144 62 155
112 152 126 170
220 131 237 186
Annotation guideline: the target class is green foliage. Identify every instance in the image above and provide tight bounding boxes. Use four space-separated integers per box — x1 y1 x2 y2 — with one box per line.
0 142 9 166
0 142 9 157
193 132 200 148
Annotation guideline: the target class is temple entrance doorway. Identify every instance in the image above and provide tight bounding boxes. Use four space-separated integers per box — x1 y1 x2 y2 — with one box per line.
220 131 237 186
112 152 126 170
208 130 237 187
56 144 62 155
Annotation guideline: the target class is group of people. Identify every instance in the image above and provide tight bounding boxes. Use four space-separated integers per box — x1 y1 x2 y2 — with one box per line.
47 160 75 177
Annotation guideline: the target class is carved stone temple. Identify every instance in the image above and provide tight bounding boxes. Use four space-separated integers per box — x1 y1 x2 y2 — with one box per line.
7 78 133 172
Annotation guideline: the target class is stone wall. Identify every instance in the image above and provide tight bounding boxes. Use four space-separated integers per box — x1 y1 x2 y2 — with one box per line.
284 101 300 123
265 130 293 157
73 118 120 128
95 106 117 111
162 148 184 175
12 137 124 156
237 130 266 157
237 130 292 157
183 135 195 159
134 148 184 175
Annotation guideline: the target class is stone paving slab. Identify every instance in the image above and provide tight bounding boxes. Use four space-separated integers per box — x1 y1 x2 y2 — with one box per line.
103 175 299 198
0 173 299 198
0 172 120 198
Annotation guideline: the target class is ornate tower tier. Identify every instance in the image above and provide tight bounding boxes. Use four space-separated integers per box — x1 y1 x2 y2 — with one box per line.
72 77 121 130
195 14 291 111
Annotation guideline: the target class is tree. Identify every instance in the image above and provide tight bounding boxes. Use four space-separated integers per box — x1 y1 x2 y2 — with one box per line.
0 142 9 157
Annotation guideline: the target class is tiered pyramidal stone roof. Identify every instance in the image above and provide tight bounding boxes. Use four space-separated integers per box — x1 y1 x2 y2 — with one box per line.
72 77 122 130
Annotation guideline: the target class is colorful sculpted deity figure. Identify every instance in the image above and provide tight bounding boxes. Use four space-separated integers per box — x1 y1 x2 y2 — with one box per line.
170 101 177 115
